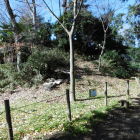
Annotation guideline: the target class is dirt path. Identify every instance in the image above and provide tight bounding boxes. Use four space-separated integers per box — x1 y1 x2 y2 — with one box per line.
46 96 140 140
88 97 140 140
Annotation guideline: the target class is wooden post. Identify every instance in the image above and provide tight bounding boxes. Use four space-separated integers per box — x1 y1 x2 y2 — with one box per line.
105 82 108 106
4 100 14 140
126 80 130 107
66 89 72 121
127 80 130 96
125 101 129 109
119 100 129 109
121 100 124 106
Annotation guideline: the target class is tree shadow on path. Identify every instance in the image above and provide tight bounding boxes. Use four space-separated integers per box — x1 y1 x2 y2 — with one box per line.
44 98 140 140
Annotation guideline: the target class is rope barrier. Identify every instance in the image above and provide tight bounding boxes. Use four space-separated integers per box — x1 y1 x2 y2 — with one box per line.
2 93 66 129
10 93 65 111
0 111 5 115
0 93 65 116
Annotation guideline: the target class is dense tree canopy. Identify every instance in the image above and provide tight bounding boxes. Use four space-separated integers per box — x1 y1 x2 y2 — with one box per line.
0 0 139 81
54 7 128 58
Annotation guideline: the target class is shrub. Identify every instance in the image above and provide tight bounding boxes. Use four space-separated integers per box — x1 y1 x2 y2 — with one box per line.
101 50 134 78
0 48 69 90
0 64 17 92
20 48 69 84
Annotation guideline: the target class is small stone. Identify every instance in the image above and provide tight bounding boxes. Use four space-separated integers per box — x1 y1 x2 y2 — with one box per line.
43 79 63 91
54 79 63 85
43 82 55 91
22 135 31 140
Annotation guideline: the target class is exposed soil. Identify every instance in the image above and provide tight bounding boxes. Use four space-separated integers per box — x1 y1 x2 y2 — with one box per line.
0 57 128 106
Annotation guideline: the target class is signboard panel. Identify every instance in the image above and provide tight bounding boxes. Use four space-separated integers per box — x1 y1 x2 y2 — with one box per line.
89 89 97 97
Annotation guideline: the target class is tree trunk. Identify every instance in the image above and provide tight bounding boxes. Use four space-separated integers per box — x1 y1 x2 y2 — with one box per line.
4 0 17 29
98 32 107 71
14 34 21 72
68 33 75 101
98 56 102 71
32 0 37 30
4 0 21 72
42 0 83 102
16 51 21 72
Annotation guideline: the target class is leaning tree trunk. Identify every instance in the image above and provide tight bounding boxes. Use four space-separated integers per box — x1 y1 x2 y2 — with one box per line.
98 32 107 71
68 33 75 101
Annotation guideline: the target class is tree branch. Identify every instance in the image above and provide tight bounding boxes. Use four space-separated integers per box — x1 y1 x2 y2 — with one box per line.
42 0 69 34
75 0 83 19
15 0 41 7
71 0 83 33
4 0 17 32
25 0 34 14
59 0 62 16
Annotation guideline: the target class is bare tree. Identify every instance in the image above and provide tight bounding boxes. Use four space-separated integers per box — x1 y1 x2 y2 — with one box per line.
4 0 18 42
25 0 37 30
4 0 21 72
93 0 122 71
42 0 83 101
97 9 113 71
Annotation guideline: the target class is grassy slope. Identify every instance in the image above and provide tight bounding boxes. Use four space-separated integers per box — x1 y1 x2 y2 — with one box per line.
0 56 139 139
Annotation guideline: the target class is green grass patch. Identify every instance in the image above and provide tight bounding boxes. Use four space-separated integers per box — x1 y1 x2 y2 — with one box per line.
63 103 118 136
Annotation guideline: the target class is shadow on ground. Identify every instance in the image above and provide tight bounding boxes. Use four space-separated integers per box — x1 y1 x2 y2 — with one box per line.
44 98 140 140
76 94 125 101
